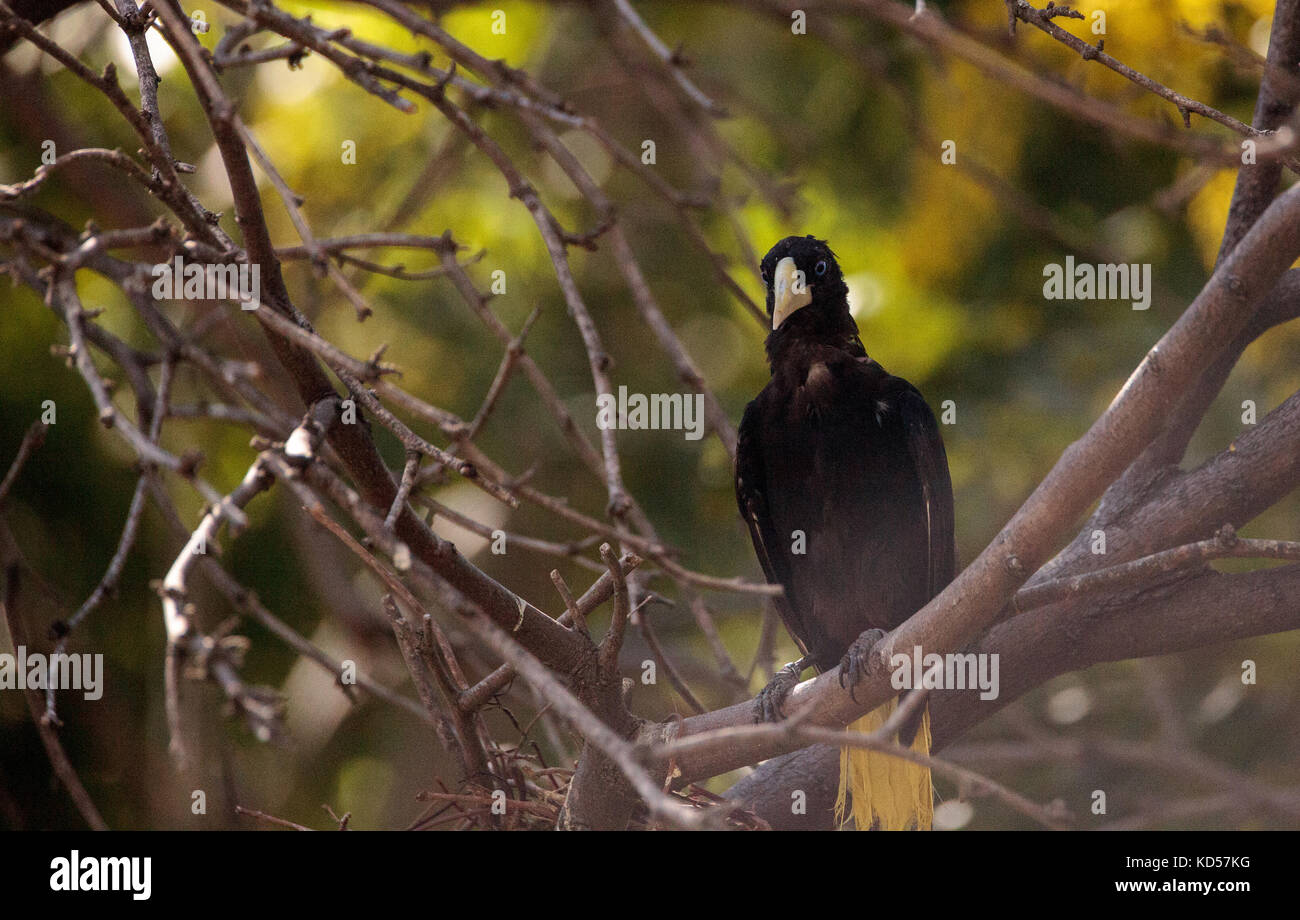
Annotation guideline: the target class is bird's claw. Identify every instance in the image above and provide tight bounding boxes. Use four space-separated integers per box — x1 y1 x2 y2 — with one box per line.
839 629 888 702
753 659 807 723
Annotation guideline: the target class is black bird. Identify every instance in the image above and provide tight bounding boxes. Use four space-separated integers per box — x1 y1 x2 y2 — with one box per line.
734 235 955 829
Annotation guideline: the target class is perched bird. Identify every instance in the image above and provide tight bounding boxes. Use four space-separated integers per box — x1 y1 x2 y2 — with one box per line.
735 235 955 830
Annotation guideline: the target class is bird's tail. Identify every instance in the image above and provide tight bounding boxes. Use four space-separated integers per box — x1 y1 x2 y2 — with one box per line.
834 698 933 830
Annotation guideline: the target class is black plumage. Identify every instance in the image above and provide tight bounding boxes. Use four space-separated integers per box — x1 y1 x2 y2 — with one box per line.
736 236 956 712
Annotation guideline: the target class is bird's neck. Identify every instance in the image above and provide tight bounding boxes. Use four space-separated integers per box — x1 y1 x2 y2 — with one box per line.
765 308 864 372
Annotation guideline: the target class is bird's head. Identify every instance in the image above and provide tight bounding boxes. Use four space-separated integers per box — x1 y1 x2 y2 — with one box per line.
759 235 850 334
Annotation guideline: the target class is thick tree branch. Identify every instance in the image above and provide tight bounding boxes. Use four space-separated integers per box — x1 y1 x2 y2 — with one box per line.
728 561 1300 828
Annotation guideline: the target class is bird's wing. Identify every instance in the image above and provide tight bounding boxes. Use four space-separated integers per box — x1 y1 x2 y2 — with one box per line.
890 380 958 597
735 397 810 660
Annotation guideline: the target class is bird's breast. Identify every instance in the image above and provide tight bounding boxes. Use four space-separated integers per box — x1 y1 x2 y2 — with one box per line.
790 360 838 422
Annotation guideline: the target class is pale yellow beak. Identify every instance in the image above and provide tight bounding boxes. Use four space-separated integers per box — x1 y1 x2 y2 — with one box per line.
771 256 812 330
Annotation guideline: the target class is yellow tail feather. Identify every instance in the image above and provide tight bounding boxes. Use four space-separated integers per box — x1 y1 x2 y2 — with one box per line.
834 699 933 830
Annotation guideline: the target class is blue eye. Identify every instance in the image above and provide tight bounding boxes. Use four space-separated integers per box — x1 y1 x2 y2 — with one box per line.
814 260 828 276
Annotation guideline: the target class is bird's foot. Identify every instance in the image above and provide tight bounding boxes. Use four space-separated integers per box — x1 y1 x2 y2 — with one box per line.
839 629 888 702
753 657 810 723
